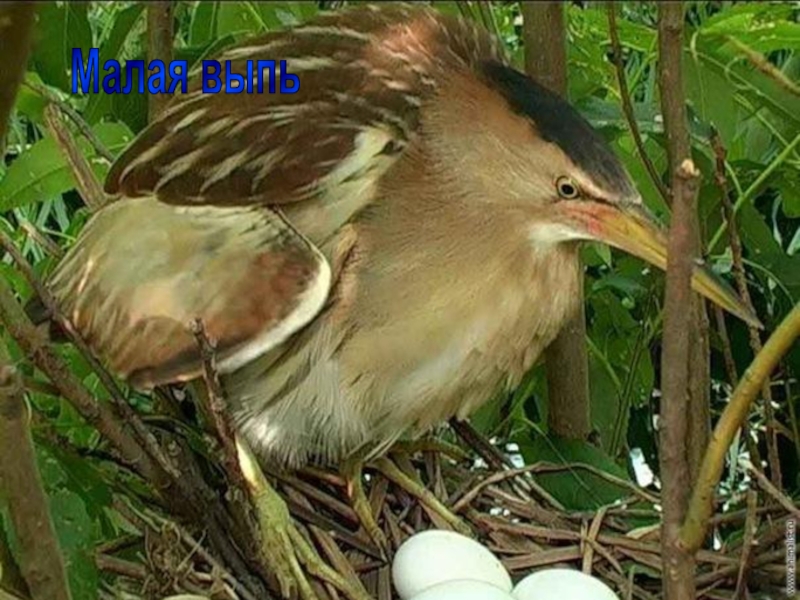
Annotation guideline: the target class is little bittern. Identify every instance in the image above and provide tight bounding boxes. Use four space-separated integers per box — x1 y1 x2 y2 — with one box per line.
43 6 755 471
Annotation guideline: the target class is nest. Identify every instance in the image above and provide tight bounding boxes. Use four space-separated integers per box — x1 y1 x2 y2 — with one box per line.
96 420 793 600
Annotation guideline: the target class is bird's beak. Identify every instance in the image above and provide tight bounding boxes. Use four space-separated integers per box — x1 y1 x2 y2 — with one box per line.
559 200 762 328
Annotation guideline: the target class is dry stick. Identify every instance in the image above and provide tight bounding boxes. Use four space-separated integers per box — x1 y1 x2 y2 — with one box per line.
713 307 764 470
711 131 783 490
740 458 800 519
23 81 115 163
725 36 800 98
521 0 591 441
0 3 35 156
680 302 800 552
44 104 107 210
146 1 173 121
0 342 72 600
191 319 247 490
606 2 670 205
733 489 759 597
449 418 535 500
657 3 700 597
19 220 64 259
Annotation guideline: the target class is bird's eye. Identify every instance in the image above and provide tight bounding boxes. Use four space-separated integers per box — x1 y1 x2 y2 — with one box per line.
556 176 580 199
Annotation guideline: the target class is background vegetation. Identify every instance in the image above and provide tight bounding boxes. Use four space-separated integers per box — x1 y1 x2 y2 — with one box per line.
0 2 797 599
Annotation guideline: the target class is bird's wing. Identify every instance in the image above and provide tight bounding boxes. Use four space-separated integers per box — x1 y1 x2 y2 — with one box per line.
48 198 330 389
105 4 502 208
47 5 502 387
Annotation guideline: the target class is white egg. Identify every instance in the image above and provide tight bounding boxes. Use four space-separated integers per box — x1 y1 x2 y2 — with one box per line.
410 580 516 600
512 568 619 600
392 530 513 599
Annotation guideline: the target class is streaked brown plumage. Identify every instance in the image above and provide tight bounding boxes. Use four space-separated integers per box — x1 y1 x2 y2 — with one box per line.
44 4 755 468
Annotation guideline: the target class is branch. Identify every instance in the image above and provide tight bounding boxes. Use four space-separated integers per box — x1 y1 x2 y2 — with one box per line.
521 0 591 441
680 302 800 552
23 81 114 163
0 277 165 487
0 231 178 482
0 2 36 155
606 2 670 204
711 129 782 488
146 1 173 121
0 340 72 600
44 104 107 210
657 2 698 598
520 2 567 95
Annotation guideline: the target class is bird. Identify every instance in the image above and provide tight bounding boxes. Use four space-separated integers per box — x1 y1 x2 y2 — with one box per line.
39 2 754 545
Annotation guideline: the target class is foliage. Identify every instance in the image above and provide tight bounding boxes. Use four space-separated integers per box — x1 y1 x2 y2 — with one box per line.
0 2 798 598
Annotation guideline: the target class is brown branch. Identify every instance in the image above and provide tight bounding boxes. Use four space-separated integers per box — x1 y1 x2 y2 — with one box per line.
18 220 64 259
0 341 72 600
23 81 114 163
733 489 759 597
657 3 699 598
146 1 174 121
191 319 246 488
680 302 800 552
44 105 107 210
725 36 800 98
711 130 782 490
521 0 591 441
0 2 36 156
606 2 670 205
741 458 800 519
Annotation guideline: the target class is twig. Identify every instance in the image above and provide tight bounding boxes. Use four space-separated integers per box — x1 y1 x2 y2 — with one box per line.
19 220 64 258
0 277 161 485
146 1 174 121
708 132 800 252
680 302 800 551
0 231 180 483
607 2 670 204
711 130 782 490
0 340 72 600
44 104 107 210
733 489 759 598
740 458 800 519
657 2 699 597
725 36 800 97
23 81 114 162
191 319 246 490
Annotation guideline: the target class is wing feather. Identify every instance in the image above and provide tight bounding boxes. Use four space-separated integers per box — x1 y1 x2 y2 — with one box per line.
48 199 330 389
105 4 503 208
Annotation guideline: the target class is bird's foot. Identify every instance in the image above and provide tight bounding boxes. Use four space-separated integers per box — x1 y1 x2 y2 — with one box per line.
372 455 472 536
237 437 371 600
341 457 390 557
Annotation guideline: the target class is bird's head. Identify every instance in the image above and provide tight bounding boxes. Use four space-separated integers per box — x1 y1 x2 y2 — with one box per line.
431 59 759 327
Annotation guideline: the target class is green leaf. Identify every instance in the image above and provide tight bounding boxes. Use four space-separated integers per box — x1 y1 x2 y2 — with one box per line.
31 2 93 92
35 445 101 600
84 3 146 124
0 123 134 212
217 2 269 37
516 435 633 510
190 1 220 45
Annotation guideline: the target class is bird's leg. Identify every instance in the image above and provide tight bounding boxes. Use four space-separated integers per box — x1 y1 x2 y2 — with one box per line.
372 455 472 536
341 454 389 555
236 436 317 599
